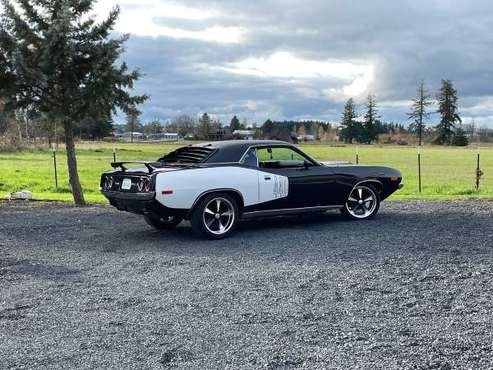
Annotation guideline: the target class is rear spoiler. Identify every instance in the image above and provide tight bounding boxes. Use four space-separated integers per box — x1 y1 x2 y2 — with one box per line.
111 161 156 174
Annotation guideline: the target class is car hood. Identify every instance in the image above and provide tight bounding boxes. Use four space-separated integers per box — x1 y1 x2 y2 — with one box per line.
321 162 402 177
320 161 353 166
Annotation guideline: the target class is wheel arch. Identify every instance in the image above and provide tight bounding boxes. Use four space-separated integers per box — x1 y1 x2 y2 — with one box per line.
186 188 245 219
352 179 384 196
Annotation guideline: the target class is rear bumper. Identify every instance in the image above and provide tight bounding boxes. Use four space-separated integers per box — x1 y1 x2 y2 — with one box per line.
101 190 185 218
102 190 155 214
101 190 156 201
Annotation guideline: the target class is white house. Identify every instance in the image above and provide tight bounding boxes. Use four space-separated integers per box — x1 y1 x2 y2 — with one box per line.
298 134 316 141
116 132 145 141
232 130 256 140
147 133 180 142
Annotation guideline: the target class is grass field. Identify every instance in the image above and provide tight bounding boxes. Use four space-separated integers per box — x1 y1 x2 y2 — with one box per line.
0 141 492 202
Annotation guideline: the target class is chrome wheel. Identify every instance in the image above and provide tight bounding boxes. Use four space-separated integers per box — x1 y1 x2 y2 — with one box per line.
345 185 378 219
202 197 235 235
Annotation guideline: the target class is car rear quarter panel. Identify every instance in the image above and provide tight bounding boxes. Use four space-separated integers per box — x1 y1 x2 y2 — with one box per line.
154 166 259 209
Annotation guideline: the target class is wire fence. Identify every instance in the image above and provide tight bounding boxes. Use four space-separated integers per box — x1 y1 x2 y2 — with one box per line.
1 142 492 201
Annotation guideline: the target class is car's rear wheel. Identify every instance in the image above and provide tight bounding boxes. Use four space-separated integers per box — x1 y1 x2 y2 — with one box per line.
144 214 183 229
341 184 380 220
191 193 239 239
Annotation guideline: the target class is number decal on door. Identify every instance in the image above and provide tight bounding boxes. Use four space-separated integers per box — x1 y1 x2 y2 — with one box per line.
273 176 289 198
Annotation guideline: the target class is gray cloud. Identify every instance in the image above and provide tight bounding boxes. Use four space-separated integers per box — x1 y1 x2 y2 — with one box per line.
116 0 493 126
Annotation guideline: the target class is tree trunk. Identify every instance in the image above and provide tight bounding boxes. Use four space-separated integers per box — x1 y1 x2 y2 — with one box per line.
63 119 86 206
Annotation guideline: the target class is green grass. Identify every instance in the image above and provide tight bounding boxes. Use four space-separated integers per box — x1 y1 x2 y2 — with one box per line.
0 142 492 202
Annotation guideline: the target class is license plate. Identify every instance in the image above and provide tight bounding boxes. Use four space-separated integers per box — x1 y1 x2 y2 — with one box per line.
121 178 132 190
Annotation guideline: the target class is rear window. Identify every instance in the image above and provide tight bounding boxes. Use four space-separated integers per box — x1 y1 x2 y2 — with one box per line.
158 146 216 164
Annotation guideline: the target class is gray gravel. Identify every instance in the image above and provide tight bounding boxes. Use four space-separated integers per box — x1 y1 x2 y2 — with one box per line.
0 200 492 369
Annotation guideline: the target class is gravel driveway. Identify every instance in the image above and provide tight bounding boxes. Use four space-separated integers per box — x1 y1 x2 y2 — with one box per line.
1 200 492 369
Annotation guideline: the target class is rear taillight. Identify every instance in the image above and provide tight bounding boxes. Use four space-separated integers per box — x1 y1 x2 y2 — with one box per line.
137 177 151 192
144 178 151 192
104 175 114 190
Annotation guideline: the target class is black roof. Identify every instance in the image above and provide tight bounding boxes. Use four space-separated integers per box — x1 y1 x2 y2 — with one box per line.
195 140 290 163
158 140 294 165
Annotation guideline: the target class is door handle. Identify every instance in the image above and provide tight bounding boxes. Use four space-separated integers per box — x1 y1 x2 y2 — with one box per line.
264 175 271 180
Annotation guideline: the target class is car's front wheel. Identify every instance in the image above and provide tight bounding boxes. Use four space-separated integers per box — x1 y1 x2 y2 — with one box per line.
191 193 239 239
144 214 183 229
341 184 380 220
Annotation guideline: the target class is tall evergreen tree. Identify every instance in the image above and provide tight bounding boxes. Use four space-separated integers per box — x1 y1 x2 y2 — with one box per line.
125 107 142 142
339 98 358 143
230 115 241 131
362 94 378 144
0 0 147 205
76 114 113 140
434 79 461 145
452 127 468 146
408 81 432 146
198 112 211 139
262 119 274 137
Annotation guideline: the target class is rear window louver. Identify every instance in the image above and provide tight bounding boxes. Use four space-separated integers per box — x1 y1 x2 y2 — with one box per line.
158 146 215 164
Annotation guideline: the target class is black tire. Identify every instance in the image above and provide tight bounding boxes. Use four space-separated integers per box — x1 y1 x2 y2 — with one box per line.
144 214 183 230
341 184 380 220
190 192 239 239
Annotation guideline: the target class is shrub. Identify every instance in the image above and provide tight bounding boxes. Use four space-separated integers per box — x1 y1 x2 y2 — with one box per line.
452 128 469 146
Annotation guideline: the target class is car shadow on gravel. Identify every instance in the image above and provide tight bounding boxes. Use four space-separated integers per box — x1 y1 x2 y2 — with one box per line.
115 211 378 245
237 211 348 231
106 207 492 259
100 212 349 252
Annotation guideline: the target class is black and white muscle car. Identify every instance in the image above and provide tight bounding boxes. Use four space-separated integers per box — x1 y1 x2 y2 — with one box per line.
101 140 403 239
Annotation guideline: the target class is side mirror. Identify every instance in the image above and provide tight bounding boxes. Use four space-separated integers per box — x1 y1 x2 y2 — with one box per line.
303 160 311 170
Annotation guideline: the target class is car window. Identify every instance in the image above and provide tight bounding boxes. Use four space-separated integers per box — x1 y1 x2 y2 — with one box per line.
241 148 258 167
257 147 311 169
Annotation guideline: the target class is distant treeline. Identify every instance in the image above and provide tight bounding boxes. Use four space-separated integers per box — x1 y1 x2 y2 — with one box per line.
2 79 493 148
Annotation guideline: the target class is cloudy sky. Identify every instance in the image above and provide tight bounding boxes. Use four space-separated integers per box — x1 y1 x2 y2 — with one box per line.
93 0 493 127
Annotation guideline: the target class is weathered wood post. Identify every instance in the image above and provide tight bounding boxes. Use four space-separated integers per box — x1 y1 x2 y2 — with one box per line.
476 146 483 191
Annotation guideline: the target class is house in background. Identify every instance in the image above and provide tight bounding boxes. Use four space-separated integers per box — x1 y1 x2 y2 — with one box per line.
147 133 180 142
115 132 145 141
232 129 256 140
298 134 316 141
208 127 231 141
